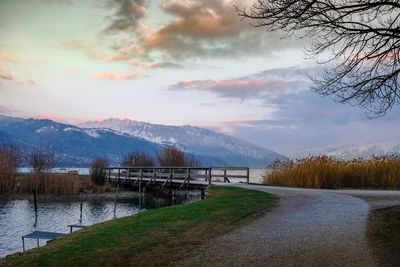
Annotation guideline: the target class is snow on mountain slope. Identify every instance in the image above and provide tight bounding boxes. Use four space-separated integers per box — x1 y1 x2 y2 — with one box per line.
286 141 400 160
0 115 161 166
80 118 286 167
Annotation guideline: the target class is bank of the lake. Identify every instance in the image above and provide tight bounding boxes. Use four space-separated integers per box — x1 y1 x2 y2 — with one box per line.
0 186 277 267
0 190 184 258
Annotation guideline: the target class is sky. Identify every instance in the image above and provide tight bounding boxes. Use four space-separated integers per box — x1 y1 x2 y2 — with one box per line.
0 0 399 153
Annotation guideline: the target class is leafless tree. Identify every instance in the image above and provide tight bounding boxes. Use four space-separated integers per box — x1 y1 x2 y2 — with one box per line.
28 145 60 173
90 157 109 186
157 146 200 167
27 144 61 192
236 1 400 116
120 151 155 167
0 144 20 193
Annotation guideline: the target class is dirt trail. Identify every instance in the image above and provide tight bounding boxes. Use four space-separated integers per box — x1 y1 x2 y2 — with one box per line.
175 184 400 267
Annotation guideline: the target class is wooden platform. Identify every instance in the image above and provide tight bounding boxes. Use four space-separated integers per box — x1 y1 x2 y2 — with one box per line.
68 224 88 233
22 231 65 252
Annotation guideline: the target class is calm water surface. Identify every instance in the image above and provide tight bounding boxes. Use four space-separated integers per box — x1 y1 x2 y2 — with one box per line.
0 192 178 258
1 169 265 258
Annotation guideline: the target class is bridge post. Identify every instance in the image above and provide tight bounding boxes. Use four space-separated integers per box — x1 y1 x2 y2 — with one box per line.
223 169 227 183
246 168 250 183
113 183 119 217
117 168 120 184
187 168 190 190
208 168 212 185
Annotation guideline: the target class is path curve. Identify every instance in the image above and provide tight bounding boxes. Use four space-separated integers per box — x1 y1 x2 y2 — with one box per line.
175 184 400 267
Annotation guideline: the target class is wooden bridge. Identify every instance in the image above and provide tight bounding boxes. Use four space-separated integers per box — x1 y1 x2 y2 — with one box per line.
103 166 250 190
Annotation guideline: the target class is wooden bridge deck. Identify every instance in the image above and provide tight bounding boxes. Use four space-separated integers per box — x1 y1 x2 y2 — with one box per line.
103 167 249 190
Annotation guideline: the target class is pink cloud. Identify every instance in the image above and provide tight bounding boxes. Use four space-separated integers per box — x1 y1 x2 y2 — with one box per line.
138 0 246 55
34 114 90 125
64 41 133 63
35 114 68 122
0 52 16 61
93 71 140 80
104 0 280 62
27 79 36 86
0 66 14 81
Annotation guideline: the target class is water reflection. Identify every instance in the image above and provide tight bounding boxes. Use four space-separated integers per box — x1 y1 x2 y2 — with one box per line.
0 191 186 258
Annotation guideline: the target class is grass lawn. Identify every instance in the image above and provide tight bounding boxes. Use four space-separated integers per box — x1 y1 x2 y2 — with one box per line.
0 185 277 267
366 205 400 266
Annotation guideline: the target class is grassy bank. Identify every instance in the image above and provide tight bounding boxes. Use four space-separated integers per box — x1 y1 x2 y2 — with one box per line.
264 155 400 189
0 185 277 267
366 205 400 266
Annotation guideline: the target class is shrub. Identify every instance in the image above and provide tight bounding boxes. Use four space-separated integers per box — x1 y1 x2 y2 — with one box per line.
157 146 200 167
90 157 109 186
28 145 60 173
120 151 155 167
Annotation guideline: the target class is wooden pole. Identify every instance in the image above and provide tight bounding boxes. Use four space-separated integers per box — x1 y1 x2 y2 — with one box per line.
33 189 38 226
79 192 83 223
247 168 250 183
33 190 37 214
139 182 142 209
208 168 212 185
223 170 227 183
201 188 205 200
113 183 119 217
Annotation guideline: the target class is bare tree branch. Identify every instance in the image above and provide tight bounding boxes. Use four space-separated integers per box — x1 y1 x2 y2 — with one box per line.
236 0 400 116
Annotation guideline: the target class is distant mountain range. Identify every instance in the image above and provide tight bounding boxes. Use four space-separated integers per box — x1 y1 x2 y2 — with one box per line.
0 115 286 167
286 142 400 160
80 118 286 167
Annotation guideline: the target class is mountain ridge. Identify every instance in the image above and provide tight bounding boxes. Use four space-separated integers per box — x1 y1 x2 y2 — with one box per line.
79 118 286 167
0 115 286 167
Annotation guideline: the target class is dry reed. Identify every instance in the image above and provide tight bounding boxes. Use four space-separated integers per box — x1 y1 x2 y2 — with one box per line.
10 173 115 195
263 155 400 189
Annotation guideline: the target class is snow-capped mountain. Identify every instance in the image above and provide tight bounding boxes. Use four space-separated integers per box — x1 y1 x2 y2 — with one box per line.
0 115 286 167
286 142 400 160
0 115 161 166
80 118 287 167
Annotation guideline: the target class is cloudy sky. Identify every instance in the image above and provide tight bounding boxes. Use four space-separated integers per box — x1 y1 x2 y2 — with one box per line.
0 0 399 153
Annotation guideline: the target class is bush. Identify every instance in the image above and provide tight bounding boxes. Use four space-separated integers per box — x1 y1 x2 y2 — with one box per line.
90 157 109 186
264 155 400 189
157 146 200 167
28 145 60 173
120 151 155 167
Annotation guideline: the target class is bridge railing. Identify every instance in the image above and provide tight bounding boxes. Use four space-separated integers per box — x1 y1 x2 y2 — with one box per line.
210 167 249 183
103 167 212 188
102 166 250 187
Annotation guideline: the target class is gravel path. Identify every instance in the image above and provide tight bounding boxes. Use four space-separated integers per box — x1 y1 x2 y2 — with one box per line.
175 184 400 267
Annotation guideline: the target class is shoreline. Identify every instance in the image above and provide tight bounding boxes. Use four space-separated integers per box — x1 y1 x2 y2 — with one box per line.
0 186 277 266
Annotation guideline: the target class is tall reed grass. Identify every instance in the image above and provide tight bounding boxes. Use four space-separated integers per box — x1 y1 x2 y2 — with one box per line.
10 173 115 195
0 145 20 194
263 155 400 189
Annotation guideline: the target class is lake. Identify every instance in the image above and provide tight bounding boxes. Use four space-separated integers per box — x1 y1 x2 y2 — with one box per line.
0 191 191 258
1 168 266 258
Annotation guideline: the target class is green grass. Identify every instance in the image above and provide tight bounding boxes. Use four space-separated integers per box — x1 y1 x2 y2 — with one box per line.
366 205 400 266
0 185 277 267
